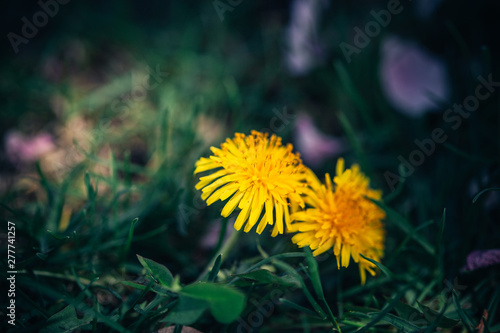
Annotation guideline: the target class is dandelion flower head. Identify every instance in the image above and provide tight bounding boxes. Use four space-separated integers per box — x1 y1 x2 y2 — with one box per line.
194 131 308 236
291 158 386 284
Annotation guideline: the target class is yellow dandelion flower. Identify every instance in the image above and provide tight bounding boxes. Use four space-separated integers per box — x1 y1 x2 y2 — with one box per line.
290 158 386 284
194 131 308 236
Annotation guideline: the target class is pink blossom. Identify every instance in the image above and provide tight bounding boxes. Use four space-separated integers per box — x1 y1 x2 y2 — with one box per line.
5 131 56 165
294 113 345 167
380 36 450 117
285 0 327 76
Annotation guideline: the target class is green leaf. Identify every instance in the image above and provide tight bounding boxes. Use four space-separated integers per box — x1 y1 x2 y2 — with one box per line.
162 296 209 325
137 255 174 287
180 282 246 324
232 269 299 287
452 292 475 331
417 302 459 328
40 305 93 333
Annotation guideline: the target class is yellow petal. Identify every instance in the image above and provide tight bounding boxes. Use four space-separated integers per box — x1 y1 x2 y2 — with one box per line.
244 187 265 232
265 199 273 226
238 186 254 209
336 158 345 177
195 169 229 190
325 173 332 191
234 202 251 231
275 199 284 235
334 241 341 269
223 139 244 158
272 191 287 207
221 191 244 217
309 238 321 249
295 223 319 232
341 244 351 268
234 189 255 230
194 158 221 174
359 265 367 285
201 174 239 195
256 215 268 234
271 222 280 237
219 183 240 201
283 201 292 231
206 184 235 205
312 239 334 256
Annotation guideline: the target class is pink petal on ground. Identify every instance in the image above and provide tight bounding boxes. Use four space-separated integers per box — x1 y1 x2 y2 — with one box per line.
294 113 345 167
5 131 56 164
461 249 500 272
380 36 449 117
284 0 327 76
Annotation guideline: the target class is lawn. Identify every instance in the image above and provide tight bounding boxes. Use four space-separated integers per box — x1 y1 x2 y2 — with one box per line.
1 1 499 332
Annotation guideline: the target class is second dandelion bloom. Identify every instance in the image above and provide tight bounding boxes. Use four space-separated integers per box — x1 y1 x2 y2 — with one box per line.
291 158 386 284
194 131 309 236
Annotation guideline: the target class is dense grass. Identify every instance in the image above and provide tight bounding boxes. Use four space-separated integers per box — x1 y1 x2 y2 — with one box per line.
1 1 499 332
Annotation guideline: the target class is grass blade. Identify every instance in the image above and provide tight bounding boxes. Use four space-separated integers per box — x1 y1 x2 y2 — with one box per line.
305 247 341 332
371 199 435 256
472 187 500 203
452 292 475 332
360 254 394 279
121 218 139 264
279 298 321 317
207 254 222 282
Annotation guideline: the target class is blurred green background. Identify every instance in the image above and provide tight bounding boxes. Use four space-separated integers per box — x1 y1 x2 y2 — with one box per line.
1 1 499 332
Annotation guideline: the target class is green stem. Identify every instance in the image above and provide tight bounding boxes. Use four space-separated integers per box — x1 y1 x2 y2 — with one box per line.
320 297 342 333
